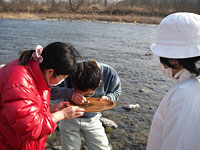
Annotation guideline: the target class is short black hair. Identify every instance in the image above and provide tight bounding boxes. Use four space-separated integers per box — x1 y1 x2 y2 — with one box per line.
72 61 101 92
40 42 79 76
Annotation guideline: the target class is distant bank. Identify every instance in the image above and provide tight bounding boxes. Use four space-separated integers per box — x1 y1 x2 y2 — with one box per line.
0 12 162 24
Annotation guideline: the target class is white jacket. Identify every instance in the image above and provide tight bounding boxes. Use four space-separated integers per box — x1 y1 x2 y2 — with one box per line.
147 69 200 150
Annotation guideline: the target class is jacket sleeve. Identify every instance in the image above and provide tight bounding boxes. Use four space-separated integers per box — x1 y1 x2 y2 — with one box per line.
51 86 74 100
1 85 57 143
106 74 122 101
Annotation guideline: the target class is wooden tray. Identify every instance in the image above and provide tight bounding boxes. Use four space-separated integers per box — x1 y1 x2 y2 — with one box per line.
66 97 116 112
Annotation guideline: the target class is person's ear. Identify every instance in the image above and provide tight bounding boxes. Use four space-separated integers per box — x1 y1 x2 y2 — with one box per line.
44 69 55 78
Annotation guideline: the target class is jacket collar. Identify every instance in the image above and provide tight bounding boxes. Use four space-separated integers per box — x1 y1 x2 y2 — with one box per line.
25 58 50 92
174 69 194 82
195 76 200 83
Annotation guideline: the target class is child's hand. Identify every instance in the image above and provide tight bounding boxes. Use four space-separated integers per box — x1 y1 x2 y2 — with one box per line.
52 106 85 122
72 92 87 105
50 101 69 113
99 96 109 101
62 106 85 119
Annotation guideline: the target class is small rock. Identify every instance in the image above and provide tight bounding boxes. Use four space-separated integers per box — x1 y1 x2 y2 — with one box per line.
148 106 154 110
81 146 88 150
139 88 148 93
52 141 60 146
122 104 140 110
100 117 118 129
145 51 153 56
0 64 5 69
53 146 61 150
105 127 113 133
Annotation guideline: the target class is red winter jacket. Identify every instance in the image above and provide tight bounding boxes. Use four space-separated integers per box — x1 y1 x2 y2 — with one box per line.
0 59 57 150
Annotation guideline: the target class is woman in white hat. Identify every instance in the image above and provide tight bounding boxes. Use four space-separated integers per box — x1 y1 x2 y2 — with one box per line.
147 12 200 150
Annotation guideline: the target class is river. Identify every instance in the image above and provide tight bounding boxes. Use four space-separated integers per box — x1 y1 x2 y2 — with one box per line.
0 19 174 150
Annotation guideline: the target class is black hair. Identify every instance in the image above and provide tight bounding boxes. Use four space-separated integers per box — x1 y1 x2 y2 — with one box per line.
160 56 200 76
19 50 35 66
72 61 101 92
19 42 80 76
160 57 177 69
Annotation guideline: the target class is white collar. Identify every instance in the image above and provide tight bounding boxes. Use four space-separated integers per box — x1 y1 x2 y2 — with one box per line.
174 69 194 82
195 76 200 83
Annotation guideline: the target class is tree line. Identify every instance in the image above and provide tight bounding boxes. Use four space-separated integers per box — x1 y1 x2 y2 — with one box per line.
0 0 199 17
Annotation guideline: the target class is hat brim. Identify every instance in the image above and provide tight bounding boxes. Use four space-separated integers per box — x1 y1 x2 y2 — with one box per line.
151 43 200 58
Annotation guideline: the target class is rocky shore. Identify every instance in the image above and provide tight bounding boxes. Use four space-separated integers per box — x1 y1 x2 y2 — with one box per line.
0 12 162 24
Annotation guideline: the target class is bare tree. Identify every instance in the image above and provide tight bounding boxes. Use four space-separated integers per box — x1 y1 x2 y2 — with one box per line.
104 0 107 7
0 0 5 11
0 0 4 6
69 0 84 12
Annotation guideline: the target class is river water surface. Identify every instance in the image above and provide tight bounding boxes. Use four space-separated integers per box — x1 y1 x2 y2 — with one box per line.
0 19 174 150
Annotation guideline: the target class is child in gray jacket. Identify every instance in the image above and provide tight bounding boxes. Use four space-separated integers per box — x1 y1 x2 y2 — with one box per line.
51 60 121 150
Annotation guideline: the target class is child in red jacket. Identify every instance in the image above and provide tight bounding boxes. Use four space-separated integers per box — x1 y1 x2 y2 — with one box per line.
0 42 84 150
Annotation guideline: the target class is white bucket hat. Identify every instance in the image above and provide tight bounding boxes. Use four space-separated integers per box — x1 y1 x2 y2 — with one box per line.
151 12 200 58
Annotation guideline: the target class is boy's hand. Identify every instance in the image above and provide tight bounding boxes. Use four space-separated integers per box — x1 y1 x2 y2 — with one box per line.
99 96 109 101
72 92 87 105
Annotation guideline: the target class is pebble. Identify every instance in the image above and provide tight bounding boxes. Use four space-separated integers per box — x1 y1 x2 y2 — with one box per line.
53 146 61 150
122 104 140 110
0 64 5 69
145 51 153 56
139 88 148 93
100 117 118 129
